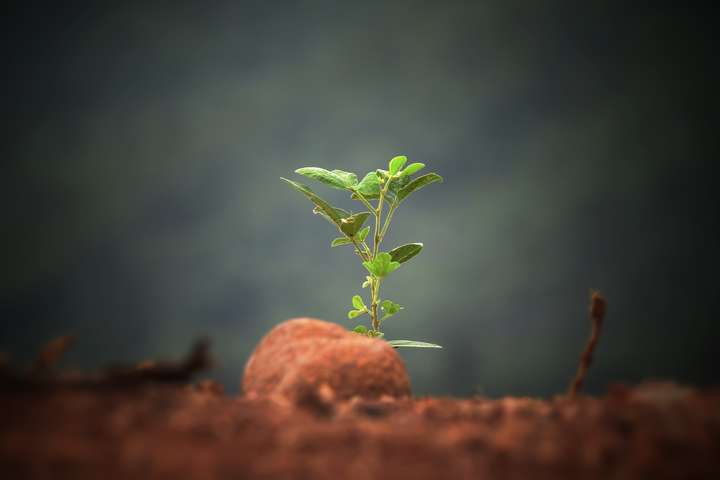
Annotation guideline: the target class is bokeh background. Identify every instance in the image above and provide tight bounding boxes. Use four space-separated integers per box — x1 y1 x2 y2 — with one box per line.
2 2 715 397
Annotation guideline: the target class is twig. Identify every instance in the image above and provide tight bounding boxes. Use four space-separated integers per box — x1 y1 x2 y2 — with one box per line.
104 337 212 384
1 337 211 391
31 335 75 375
568 290 607 397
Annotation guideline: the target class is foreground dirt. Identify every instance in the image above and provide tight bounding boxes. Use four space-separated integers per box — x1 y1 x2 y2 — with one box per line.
1 382 719 480
243 318 411 401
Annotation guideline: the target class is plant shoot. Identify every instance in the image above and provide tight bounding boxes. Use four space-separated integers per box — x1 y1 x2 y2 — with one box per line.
281 155 443 349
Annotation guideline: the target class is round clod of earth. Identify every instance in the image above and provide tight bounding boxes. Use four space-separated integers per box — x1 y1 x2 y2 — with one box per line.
242 318 411 401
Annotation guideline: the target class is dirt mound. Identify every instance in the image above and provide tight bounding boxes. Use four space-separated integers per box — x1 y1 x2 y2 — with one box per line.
242 318 411 401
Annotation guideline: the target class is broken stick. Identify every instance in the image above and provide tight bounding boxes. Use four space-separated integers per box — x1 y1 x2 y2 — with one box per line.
568 290 607 397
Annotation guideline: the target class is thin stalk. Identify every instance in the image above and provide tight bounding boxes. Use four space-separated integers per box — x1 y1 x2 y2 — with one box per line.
369 200 382 330
373 179 393 257
370 277 382 331
368 178 395 333
360 241 372 257
568 290 607 397
349 190 383 332
372 204 383 258
350 238 369 262
352 190 376 215
379 202 397 241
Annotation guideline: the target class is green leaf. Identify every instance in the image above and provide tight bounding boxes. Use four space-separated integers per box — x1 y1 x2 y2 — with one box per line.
281 178 343 225
352 295 366 310
387 340 443 349
313 205 351 226
397 173 443 203
362 252 401 278
388 243 423 264
381 299 403 316
331 169 358 187
387 174 411 196
340 212 371 237
348 309 365 319
362 260 379 277
331 237 353 247
400 162 425 177
353 325 368 334
295 167 348 189
388 156 407 175
383 254 402 276
354 172 381 198
356 226 370 243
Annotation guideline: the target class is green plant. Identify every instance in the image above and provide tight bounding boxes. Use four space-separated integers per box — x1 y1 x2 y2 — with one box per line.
281 155 442 349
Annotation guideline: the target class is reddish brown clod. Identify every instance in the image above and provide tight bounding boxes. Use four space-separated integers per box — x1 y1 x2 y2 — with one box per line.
242 318 411 402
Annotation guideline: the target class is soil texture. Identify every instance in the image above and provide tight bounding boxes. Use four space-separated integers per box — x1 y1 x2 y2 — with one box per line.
1 381 719 479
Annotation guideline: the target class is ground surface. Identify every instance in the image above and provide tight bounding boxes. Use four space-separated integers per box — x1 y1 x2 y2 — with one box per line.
1 382 719 479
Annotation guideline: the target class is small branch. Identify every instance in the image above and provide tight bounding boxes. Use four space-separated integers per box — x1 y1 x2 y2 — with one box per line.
568 290 607 397
373 179 392 258
104 338 212 384
353 190 376 216
370 278 382 331
379 202 397 241
372 205 382 258
360 240 373 258
350 238 370 262
31 335 75 375
1 337 212 391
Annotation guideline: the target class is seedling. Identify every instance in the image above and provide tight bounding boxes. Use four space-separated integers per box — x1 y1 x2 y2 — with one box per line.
281 155 443 349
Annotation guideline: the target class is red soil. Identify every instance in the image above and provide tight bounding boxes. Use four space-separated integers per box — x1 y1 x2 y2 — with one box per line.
243 318 411 401
2 320 718 479
1 382 719 479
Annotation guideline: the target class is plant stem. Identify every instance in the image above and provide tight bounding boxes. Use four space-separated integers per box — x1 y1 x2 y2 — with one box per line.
369 201 381 330
360 240 372 258
353 191 376 215
367 179 395 333
370 277 381 331
350 238 369 262
379 202 397 241
351 189 380 331
352 179 394 334
372 201 383 259
373 179 393 257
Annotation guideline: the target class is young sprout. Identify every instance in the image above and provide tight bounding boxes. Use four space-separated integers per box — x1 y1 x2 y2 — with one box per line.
281 155 443 349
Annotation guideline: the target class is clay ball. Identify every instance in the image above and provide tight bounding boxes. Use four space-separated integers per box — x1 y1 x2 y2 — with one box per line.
242 318 411 401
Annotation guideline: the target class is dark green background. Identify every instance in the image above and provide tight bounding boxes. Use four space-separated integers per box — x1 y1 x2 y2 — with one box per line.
2 2 715 396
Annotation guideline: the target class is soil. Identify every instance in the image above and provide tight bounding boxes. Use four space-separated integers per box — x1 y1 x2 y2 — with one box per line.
243 318 411 401
2 322 719 479
1 381 719 480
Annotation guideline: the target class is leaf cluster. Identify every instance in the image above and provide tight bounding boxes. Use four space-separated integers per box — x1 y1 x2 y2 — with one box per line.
281 156 443 349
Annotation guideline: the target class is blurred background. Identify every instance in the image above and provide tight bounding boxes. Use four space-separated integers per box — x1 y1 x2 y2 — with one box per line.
2 1 715 397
